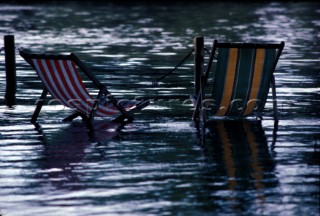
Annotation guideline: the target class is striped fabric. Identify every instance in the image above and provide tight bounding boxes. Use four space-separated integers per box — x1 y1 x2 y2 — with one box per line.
211 47 277 117
31 58 138 117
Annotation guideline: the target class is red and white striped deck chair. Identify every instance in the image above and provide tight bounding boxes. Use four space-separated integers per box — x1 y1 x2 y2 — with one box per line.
20 50 149 124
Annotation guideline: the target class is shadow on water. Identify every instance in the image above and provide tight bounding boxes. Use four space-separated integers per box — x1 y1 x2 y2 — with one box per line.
198 120 278 213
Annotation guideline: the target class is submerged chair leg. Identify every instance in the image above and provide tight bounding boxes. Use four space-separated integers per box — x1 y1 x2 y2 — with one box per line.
112 114 127 123
193 67 208 124
112 100 150 123
63 112 86 122
271 75 279 122
88 101 99 122
31 89 48 124
126 100 150 116
192 95 200 122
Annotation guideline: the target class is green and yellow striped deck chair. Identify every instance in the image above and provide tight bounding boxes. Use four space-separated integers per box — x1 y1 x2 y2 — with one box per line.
193 40 284 123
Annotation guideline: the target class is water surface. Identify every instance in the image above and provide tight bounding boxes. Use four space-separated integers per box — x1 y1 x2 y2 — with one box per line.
0 1 319 216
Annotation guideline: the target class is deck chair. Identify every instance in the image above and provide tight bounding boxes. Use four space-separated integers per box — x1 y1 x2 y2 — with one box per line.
19 50 149 124
193 40 284 124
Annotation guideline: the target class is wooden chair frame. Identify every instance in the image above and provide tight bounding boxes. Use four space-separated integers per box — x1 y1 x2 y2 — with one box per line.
193 39 284 125
20 50 149 124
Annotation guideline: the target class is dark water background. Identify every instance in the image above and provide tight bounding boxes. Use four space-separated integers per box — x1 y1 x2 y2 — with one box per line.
0 1 319 215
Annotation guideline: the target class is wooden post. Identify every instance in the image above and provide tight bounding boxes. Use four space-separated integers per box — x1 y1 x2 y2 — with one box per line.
194 36 204 97
4 35 16 107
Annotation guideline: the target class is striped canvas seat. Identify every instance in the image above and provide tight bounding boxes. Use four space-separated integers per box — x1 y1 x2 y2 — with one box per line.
193 39 284 123
20 51 149 124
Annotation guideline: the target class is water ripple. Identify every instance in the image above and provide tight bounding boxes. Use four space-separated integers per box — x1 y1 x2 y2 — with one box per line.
0 2 319 216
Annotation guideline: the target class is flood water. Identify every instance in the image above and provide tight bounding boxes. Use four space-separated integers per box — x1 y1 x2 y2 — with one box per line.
0 1 319 216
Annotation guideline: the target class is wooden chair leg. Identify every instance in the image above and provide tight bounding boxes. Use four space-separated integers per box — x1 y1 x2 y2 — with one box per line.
88 101 98 122
271 75 278 121
63 112 85 122
193 71 207 124
127 100 150 114
112 114 128 123
100 85 134 121
31 89 48 124
89 88 105 122
112 100 149 123
192 93 201 122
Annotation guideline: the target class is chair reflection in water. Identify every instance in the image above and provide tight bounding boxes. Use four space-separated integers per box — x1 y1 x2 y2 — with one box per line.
201 121 277 203
35 121 123 188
